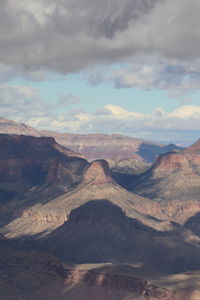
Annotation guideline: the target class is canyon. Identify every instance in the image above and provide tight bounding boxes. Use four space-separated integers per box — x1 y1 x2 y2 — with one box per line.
0 126 200 299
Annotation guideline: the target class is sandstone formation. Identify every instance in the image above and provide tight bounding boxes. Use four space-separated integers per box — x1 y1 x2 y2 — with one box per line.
64 266 176 300
3 153 200 243
83 159 113 184
123 140 200 223
131 141 200 202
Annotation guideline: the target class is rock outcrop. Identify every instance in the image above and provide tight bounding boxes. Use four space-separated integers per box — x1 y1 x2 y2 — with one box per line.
64 267 175 300
2 163 172 238
0 134 88 228
83 160 113 184
0 134 87 198
126 139 200 223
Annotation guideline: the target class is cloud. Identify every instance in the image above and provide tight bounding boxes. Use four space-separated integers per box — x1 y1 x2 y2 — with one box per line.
0 0 200 75
1 83 200 143
1 0 200 145
19 103 200 144
0 83 58 125
0 82 86 131
0 84 38 107
86 58 200 98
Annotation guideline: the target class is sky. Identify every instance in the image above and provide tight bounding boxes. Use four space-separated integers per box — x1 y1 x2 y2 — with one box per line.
1 0 200 144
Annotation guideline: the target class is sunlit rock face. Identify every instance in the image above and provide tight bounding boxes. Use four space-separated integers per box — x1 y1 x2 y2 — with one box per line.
128 139 200 223
83 160 113 184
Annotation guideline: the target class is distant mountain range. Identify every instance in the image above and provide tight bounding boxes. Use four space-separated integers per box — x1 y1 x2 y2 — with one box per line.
0 117 184 164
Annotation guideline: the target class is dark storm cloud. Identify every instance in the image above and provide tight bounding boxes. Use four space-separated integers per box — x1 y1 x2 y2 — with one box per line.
1 0 200 74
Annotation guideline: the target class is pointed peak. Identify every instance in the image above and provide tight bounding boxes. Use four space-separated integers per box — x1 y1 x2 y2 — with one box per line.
83 159 113 184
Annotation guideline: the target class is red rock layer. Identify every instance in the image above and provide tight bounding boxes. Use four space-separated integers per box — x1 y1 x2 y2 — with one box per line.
83 160 113 184
64 269 175 300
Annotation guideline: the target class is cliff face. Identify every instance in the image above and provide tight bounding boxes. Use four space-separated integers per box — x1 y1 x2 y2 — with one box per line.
132 142 200 200
64 268 175 300
0 134 88 201
151 151 189 175
127 141 200 223
83 160 113 184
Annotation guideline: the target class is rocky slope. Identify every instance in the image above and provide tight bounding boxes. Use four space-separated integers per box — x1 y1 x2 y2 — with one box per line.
0 159 164 238
124 139 200 223
4 156 200 240
44 199 200 275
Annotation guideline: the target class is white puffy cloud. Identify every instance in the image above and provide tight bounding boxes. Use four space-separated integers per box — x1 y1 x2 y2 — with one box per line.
19 104 200 144
103 105 143 119
1 84 200 144
170 106 200 119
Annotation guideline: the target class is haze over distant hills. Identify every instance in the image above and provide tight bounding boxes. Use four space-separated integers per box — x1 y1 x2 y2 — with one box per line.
0 117 184 165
